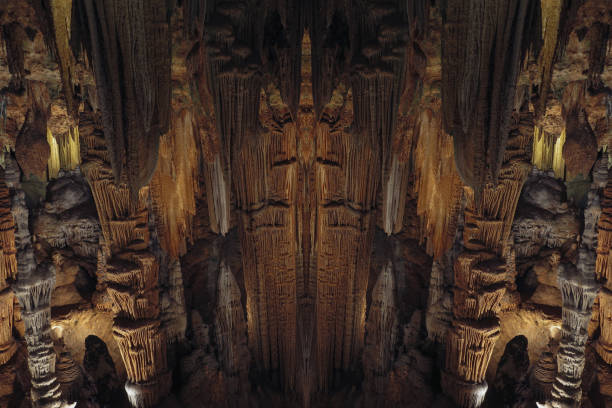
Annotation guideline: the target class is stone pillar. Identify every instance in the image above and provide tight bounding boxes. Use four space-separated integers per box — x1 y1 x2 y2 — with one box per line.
9 157 61 408
443 110 533 407
549 157 607 407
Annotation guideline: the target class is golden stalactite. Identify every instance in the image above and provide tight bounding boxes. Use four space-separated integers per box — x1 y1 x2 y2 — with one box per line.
413 105 464 259
150 109 200 258
531 127 566 179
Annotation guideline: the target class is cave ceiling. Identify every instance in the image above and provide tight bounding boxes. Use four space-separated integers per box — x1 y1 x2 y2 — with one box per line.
0 0 611 407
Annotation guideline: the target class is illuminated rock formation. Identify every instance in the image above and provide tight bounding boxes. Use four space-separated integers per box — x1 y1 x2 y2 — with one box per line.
443 107 533 407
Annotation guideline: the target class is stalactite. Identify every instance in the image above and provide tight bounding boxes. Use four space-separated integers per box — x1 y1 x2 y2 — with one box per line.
534 0 563 122
1 22 26 91
149 109 200 258
313 81 379 391
73 0 172 194
49 0 77 119
562 82 598 180
309 0 349 119
596 169 612 284
15 81 51 180
413 106 464 258
532 127 566 179
0 287 16 366
0 177 17 283
442 0 534 194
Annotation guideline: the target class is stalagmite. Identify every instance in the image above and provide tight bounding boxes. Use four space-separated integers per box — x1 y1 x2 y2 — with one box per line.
549 156 607 407
79 108 170 407
531 348 558 403
443 107 533 407
10 155 62 408
363 263 398 396
215 262 249 399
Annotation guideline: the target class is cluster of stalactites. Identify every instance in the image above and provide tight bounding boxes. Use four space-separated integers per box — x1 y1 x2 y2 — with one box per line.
47 126 81 180
441 0 536 196
72 0 172 195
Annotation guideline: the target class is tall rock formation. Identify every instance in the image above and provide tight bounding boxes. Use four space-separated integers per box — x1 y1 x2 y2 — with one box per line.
442 107 533 407
9 156 62 408
550 157 607 407
79 108 170 407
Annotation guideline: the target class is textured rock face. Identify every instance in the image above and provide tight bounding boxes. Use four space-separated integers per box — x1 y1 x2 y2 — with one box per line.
0 1 610 407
